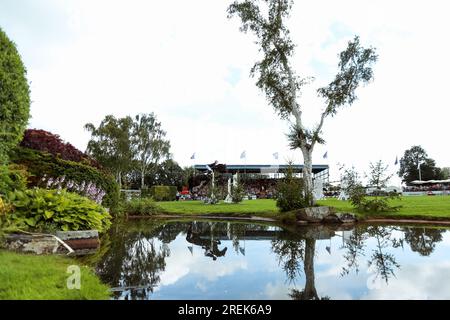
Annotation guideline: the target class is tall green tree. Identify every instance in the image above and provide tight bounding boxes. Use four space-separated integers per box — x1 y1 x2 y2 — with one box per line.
441 167 450 179
143 159 184 189
85 115 134 188
398 145 443 184
228 1 377 205
367 160 392 189
0 28 30 164
132 113 170 189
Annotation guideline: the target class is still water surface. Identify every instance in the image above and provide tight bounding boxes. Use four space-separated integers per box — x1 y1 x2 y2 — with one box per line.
89 219 450 300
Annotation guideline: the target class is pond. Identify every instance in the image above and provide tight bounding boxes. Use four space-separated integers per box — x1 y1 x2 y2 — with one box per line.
87 219 450 300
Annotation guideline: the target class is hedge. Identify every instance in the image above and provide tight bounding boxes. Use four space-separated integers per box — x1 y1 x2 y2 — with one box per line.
148 185 177 201
0 28 31 164
9 147 120 213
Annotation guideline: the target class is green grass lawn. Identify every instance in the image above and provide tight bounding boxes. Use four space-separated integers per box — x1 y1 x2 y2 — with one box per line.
319 196 450 219
158 199 278 215
157 196 450 220
0 250 110 300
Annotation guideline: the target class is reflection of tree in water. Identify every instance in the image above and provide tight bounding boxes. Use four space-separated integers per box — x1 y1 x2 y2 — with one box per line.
341 225 402 284
271 227 331 300
275 224 442 299
403 227 444 256
95 220 170 299
340 227 367 276
367 226 403 284
95 220 273 299
271 234 305 282
342 225 445 285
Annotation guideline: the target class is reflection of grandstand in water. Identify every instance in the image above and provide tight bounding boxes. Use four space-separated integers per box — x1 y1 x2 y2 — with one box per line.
187 221 282 241
192 163 329 199
185 221 354 242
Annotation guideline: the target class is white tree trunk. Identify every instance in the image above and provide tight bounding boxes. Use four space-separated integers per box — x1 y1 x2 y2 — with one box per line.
301 148 314 205
141 166 146 189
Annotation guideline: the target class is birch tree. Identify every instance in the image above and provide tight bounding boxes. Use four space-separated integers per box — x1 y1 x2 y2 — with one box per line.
228 0 377 205
132 113 170 189
85 115 134 188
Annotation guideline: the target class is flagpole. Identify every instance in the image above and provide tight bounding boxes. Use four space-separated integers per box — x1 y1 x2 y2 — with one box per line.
419 162 422 181
418 155 422 181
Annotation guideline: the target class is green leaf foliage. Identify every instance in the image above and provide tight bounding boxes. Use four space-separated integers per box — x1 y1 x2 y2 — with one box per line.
84 115 134 188
0 163 29 196
120 197 161 216
9 146 120 213
398 145 444 184
5 188 111 232
231 178 246 203
0 28 31 165
148 185 177 201
276 164 309 212
343 163 401 213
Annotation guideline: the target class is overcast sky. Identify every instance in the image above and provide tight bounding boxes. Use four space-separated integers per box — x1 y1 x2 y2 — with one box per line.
1 0 449 184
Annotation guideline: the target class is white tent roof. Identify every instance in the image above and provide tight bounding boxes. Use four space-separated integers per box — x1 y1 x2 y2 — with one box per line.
410 179 450 185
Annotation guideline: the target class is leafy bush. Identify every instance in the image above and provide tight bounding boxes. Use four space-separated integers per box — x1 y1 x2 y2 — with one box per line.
343 163 401 213
121 197 161 216
9 147 120 213
231 179 246 203
0 164 29 195
149 185 177 201
5 188 111 232
20 129 101 168
276 165 309 212
0 28 30 164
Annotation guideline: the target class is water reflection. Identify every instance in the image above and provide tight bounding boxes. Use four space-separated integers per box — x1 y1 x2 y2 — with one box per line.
404 228 445 256
90 220 450 300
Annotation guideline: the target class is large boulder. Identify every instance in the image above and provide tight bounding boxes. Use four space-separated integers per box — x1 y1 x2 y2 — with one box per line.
4 234 60 255
335 212 357 224
296 206 336 223
295 207 357 224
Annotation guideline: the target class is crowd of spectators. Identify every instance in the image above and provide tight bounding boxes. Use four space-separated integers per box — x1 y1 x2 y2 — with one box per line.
403 184 450 192
244 179 277 199
189 178 279 200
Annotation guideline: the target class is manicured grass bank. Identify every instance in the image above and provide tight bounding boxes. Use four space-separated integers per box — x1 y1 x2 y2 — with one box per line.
157 196 450 220
158 199 278 215
318 196 450 219
0 250 110 299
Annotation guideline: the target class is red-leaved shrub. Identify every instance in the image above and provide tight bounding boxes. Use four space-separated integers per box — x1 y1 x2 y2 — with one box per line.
20 129 101 169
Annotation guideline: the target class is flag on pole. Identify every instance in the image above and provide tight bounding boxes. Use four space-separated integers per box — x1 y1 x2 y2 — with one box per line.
190 153 195 160
394 156 398 165
323 151 328 159
240 150 246 159
273 152 279 160
239 246 245 256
